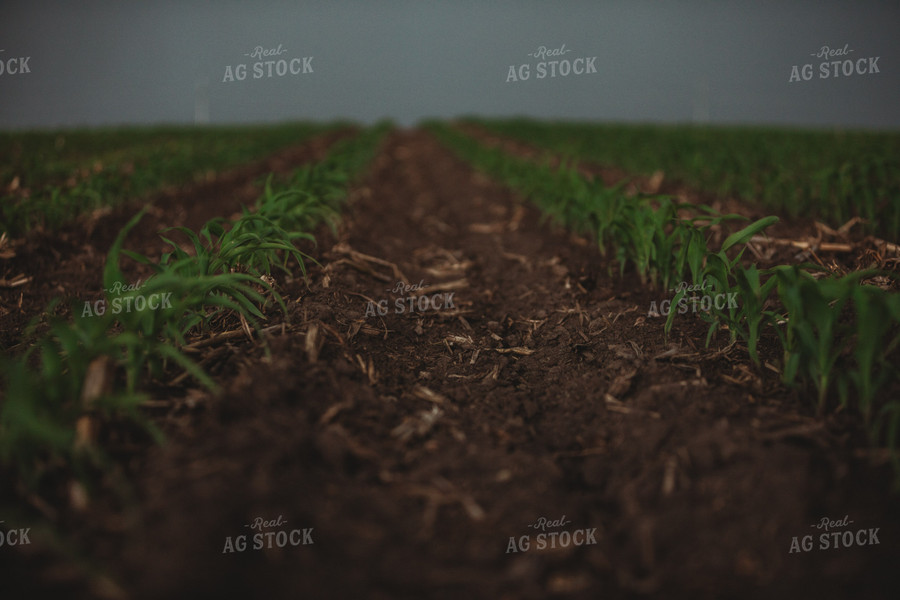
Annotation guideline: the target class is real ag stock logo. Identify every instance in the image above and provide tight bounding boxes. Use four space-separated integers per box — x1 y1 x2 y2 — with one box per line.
788 515 880 554
0 49 31 76
222 514 314 554
0 521 32 548
81 277 172 318
788 43 880 82
505 43 597 83
222 43 313 83
506 515 598 553
364 279 456 318
646 279 738 318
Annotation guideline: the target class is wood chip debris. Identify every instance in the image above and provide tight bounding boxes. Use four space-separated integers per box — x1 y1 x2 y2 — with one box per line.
662 455 678 496
491 346 535 355
69 480 90 513
80 356 113 407
185 323 283 350
0 273 31 288
749 235 852 253
0 232 17 259
609 370 637 397
468 222 506 234
481 363 501 383
331 242 410 283
318 401 353 425
391 405 443 442
424 261 473 278
412 385 448 405
400 477 486 523
444 334 475 348
605 394 661 419
355 354 378 384
305 323 320 364
410 278 468 295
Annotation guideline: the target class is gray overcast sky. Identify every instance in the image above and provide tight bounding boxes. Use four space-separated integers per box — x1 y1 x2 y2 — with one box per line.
1 1 898 130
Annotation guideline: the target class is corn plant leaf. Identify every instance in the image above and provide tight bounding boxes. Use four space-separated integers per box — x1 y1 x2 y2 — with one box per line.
720 215 778 252
103 208 146 292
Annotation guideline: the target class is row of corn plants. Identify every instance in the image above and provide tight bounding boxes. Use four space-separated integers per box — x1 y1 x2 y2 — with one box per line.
683 261 900 430
429 123 900 480
0 123 389 495
468 118 900 242
427 122 767 291
0 121 345 236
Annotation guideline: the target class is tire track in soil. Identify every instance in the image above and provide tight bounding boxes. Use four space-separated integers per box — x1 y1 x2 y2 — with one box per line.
33 129 899 599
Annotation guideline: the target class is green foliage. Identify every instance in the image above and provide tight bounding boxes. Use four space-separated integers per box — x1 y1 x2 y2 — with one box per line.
0 122 341 235
429 122 742 291
772 267 851 410
0 123 390 491
472 118 900 242
770 267 900 418
681 217 780 357
845 284 900 420
433 121 900 479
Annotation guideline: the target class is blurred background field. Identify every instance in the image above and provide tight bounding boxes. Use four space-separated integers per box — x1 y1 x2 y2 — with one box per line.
473 118 900 241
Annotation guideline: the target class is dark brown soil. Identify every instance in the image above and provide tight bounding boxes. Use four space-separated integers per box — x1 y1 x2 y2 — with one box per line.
1 128 898 599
